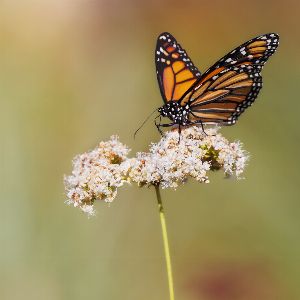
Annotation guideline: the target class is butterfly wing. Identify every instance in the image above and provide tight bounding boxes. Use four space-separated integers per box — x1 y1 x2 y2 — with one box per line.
155 32 201 104
184 33 279 124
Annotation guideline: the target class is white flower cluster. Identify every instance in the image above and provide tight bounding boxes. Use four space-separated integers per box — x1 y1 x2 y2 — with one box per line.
64 136 131 216
65 127 249 216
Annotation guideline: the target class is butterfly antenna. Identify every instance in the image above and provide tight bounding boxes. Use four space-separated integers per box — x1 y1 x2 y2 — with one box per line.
134 108 160 139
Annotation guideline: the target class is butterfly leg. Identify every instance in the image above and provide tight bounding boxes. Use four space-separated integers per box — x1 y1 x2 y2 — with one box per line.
155 121 176 136
189 113 210 135
200 121 208 136
155 116 174 136
154 116 163 136
159 123 175 127
191 121 217 136
188 121 213 136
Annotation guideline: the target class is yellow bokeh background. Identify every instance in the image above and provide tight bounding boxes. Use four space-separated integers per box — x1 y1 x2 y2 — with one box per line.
1 1 300 299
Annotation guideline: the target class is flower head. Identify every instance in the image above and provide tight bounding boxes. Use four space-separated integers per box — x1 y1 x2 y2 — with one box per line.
65 126 249 216
64 136 131 216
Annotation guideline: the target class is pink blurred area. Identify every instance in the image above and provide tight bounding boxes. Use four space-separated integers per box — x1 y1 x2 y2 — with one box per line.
187 261 280 300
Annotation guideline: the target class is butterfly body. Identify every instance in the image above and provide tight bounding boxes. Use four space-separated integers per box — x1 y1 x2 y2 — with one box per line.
158 101 190 125
155 32 279 131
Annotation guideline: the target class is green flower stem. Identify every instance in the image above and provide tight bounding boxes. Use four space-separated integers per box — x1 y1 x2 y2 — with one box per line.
155 185 175 300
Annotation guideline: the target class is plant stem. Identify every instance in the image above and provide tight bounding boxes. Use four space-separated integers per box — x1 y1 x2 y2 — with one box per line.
155 185 175 300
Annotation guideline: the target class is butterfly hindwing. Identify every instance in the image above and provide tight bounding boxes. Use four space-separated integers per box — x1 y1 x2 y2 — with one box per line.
187 33 279 124
155 32 201 103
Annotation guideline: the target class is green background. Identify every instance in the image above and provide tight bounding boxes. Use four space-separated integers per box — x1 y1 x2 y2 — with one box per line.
1 0 299 299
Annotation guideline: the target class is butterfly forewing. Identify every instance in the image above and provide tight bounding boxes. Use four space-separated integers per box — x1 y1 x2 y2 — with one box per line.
187 33 279 125
155 32 201 103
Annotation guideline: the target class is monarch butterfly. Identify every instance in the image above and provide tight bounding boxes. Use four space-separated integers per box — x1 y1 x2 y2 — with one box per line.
153 32 279 134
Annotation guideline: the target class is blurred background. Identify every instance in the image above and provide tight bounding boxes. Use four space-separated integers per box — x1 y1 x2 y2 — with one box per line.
1 0 300 299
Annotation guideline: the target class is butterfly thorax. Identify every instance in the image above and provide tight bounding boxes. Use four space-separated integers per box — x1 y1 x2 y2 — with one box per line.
158 101 190 125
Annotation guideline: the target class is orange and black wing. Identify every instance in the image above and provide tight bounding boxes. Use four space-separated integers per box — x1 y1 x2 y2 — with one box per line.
184 33 279 124
156 32 201 104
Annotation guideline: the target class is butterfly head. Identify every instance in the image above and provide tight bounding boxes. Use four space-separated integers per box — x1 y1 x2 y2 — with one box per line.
158 101 190 125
